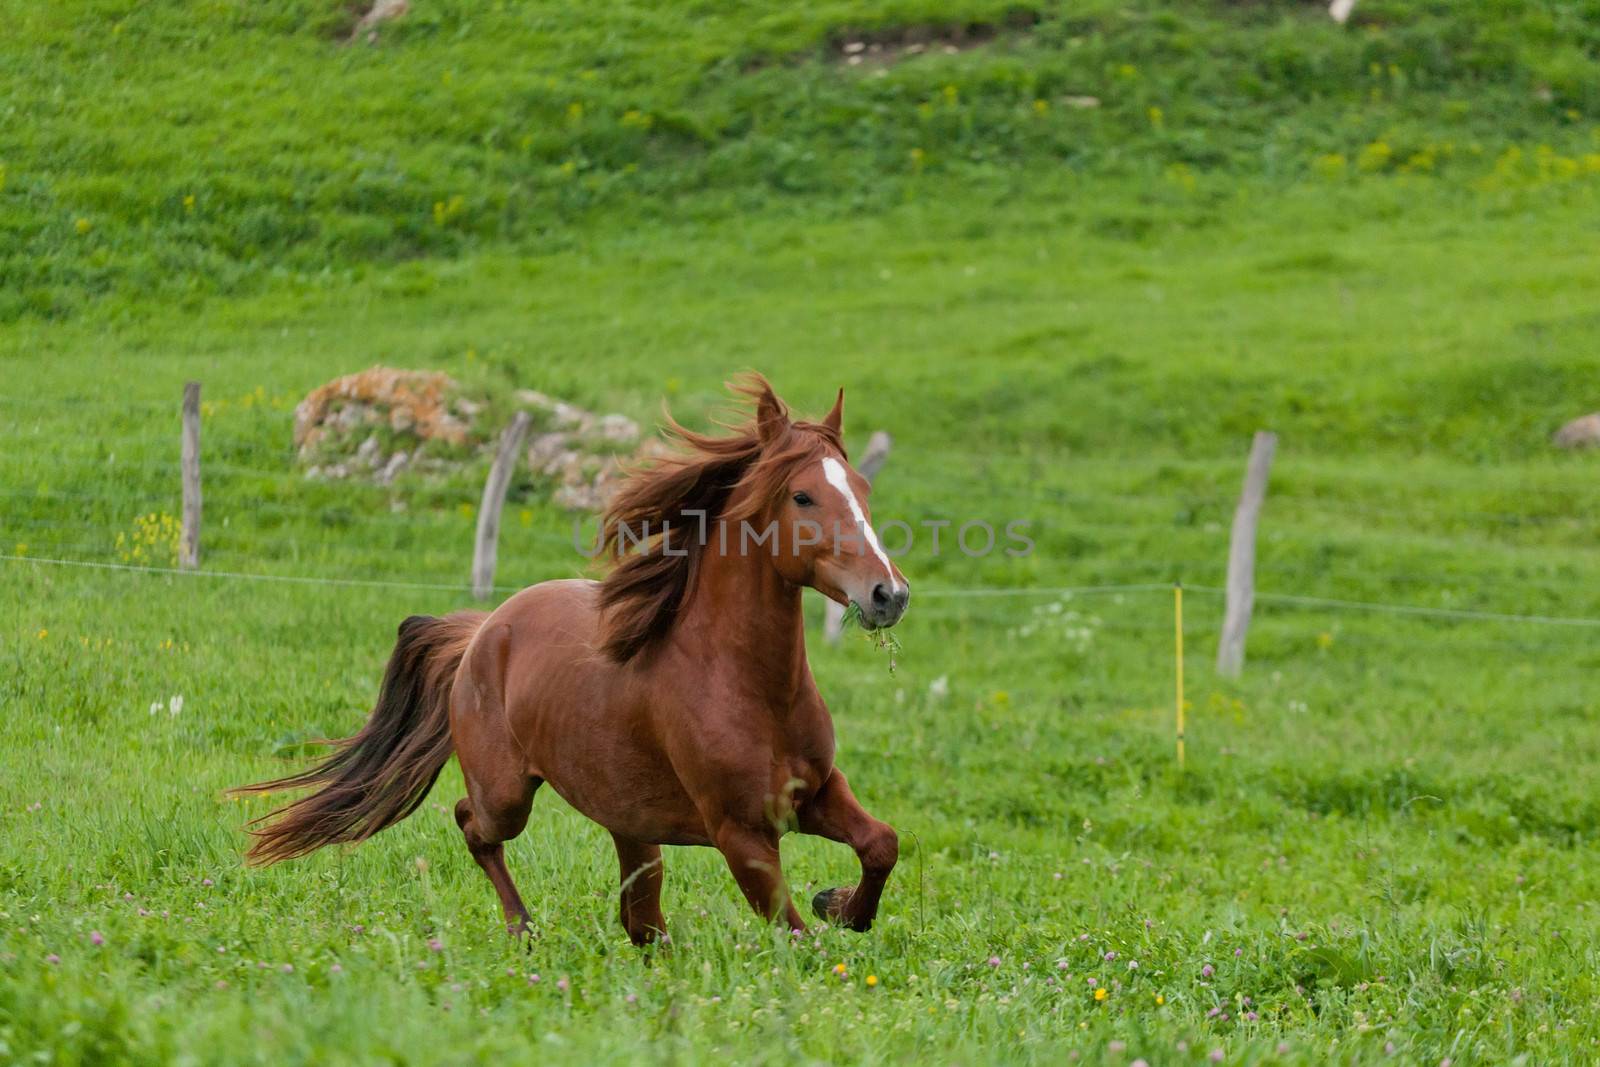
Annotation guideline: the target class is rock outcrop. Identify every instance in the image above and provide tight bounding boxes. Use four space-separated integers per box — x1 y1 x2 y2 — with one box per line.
294 367 647 509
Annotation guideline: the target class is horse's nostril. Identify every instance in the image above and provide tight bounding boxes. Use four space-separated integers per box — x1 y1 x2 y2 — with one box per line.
870 583 891 607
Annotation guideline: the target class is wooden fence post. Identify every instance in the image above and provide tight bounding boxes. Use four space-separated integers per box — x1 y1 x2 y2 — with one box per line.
1216 430 1277 677
825 431 893 644
180 381 202 569
472 411 533 600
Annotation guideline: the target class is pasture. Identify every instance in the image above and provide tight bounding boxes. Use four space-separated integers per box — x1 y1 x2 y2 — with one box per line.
6 1 1600 1063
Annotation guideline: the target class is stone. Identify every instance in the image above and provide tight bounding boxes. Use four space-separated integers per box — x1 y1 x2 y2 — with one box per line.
1554 413 1600 449
593 413 640 445
514 389 557 410
527 432 572 474
376 451 409 486
335 405 365 433
554 483 607 511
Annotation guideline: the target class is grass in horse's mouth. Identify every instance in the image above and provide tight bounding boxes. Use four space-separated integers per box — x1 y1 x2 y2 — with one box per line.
840 602 902 674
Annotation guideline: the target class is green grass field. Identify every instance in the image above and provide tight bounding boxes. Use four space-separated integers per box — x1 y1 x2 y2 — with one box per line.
6 1 1600 1063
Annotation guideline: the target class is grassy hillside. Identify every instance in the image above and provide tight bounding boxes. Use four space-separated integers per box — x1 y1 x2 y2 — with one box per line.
6 0 1600 320
6 2 1600 1064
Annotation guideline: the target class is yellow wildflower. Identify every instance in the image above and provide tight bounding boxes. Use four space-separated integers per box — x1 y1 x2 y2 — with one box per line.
1357 140 1392 173
1313 153 1348 179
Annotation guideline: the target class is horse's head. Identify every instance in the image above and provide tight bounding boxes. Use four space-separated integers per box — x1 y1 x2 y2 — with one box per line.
752 385 910 630
596 375 911 662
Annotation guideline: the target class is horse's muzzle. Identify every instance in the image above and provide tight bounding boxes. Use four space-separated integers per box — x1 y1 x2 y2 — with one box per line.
864 581 910 628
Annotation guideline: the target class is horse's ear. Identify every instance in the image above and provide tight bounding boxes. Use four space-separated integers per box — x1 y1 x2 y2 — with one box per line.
822 388 844 434
755 384 789 444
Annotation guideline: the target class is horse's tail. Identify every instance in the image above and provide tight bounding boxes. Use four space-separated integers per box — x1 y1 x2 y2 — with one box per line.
232 611 487 865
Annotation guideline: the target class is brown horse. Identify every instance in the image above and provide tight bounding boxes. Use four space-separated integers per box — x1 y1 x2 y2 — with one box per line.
234 376 910 942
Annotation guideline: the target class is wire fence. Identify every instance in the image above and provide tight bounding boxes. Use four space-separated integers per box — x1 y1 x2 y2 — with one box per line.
9 553 1600 637
9 392 1600 659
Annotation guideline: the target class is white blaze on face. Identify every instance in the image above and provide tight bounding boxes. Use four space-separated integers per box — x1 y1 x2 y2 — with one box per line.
820 457 901 592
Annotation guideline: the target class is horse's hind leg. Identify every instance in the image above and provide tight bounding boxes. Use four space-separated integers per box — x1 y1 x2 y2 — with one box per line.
451 622 539 936
455 776 538 937
612 835 666 946
797 769 897 933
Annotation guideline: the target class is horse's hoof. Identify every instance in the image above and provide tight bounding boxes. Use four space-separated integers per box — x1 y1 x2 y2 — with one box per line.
627 926 667 950
811 887 872 932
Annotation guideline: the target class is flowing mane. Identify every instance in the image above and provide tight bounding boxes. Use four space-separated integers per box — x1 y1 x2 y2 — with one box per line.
596 375 845 663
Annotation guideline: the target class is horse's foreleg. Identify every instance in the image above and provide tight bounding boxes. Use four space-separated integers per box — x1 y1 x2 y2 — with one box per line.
612 835 666 946
714 823 806 931
797 768 898 933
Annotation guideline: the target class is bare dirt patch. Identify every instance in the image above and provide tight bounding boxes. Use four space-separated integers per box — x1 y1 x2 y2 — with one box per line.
827 8 1041 68
340 0 408 45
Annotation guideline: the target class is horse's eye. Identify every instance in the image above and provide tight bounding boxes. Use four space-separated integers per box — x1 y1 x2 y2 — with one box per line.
792 491 814 507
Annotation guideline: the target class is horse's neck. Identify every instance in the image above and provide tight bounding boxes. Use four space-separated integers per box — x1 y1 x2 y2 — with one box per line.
677 541 808 708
